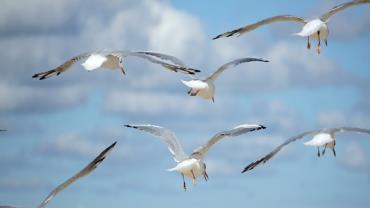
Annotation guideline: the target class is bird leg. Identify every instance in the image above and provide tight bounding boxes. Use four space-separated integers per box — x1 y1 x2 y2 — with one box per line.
212 97 215 103
317 147 321 157
307 36 311 49
316 31 321 54
322 144 327 156
190 170 196 185
182 173 187 191
203 171 209 181
120 66 126 76
332 148 336 157
325 39 328 46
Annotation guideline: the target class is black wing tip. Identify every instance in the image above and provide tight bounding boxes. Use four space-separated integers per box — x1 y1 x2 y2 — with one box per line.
32 74 38 78
124 124 137 129
212 35 222 40
110 141 117 147
259 125 267 129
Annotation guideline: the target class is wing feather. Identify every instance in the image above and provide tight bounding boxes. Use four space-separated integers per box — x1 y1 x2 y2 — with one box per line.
32 53 91 80
124 124 188 162
37 142 116 208
191 124 266 159
207 58 269 81
321 0 370 21
213 15 306 39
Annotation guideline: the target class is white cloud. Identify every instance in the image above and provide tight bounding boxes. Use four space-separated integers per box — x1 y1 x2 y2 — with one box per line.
339 142 368 170
0 83 89 113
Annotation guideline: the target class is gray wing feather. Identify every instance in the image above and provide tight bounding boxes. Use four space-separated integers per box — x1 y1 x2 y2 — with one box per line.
321 0 370 21
213 15 306 39
124 124 188 162
126 51 200 75
331 127 370 135
207 58 269 81
191 124 266 159
37 142 116 208
32 53 91 80
242 130 319 173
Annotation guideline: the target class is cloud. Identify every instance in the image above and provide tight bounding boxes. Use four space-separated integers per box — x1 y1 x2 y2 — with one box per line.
338 142 368 170
0 83 89 114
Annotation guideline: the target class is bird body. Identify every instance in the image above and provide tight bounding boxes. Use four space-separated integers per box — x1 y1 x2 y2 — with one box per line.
125 124 266 190
242 127 370 173
32 51 200 80
181 79 215 101
294 19 329 41
213 0 370 53
304 133 334 147
168 158 205 182
181 58 268 102
82 54 115 71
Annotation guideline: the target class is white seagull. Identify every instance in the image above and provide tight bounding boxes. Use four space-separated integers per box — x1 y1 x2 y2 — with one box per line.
181 58 269 102
0 142 116 208
242 127 370 173
124 124 266 190
213 0 370 54
32 51 200 80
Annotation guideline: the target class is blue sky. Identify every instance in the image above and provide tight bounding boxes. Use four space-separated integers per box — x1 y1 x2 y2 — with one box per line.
0 0 370 208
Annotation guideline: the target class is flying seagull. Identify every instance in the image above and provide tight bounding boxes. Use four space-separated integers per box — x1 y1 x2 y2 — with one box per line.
124 124 266 190
0 142 116 208
213 0 370 54
242 127 370 173
32 51 200 80
181 58 269 102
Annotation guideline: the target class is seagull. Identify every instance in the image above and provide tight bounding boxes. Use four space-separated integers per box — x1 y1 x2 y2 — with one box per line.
213 0 370 54
124 124 266 190
181 58 269 102
32 51 200 80
0 142 116 208
242 127 370 173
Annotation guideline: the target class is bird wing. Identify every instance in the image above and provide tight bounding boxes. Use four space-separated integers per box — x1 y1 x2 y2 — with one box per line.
207 58 269 81
135 51 186 66
213 15 306 39
32 52 91 80
37 142 116 208
191 124 266 159
330 127 370 135
124 124 188 162
242 130 319 173
0 129 6 132
320 0 370 22
120 51 200 75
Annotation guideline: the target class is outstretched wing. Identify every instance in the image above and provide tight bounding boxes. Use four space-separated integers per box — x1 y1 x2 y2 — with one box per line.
135 51 186 66
207 58 269 81
213 15 306 39
32 53 91 80
126 51 200 75
124 124 188 162
331 127 370 135
242 130 319 173
191 124 266 159
321 0 370 22
37 142 116 208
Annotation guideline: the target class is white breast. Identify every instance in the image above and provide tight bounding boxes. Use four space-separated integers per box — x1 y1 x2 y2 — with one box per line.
81 54 108 71
304 133 334 147
167 158 204 179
